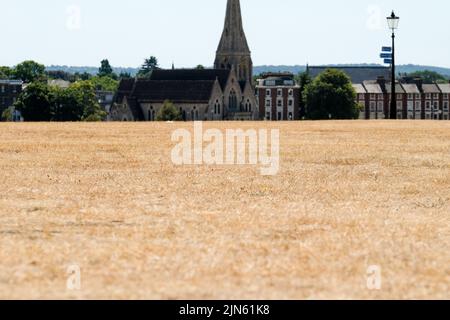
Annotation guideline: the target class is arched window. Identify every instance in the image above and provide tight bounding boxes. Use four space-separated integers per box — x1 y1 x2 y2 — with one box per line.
149 106 155 121
229 89 237 110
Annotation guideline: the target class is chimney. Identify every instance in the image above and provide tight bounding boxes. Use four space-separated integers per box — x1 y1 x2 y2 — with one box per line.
414 77 423 91
377 76 386 91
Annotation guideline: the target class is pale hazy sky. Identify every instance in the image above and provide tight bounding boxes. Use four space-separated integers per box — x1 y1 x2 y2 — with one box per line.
1 0 449 68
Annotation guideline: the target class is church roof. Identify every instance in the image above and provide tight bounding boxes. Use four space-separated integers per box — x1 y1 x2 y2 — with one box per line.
216 0 250 54
126 97 144 121
115 78 136 102
131 80 216 103
149 69 230 90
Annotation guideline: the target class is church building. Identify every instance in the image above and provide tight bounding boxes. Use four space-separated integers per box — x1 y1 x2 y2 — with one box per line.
110 0 257 121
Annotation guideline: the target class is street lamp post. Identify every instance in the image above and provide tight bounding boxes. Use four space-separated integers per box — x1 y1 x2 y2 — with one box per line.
387 11 400 119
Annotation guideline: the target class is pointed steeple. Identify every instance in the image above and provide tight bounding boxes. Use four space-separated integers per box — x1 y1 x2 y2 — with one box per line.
214 0 253 83
217 0 250 53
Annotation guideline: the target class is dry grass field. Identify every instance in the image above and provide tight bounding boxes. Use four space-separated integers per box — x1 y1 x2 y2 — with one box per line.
0 121 449 300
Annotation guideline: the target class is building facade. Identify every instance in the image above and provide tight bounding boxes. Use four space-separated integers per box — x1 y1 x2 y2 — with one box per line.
256 73 300 120
0 80 23 117
355 77 450 120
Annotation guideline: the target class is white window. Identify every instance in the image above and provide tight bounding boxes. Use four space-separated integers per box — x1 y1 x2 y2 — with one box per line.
377 94 383 100
426 93 431 100
426 101 431 109
444 101 449 110
265 99 271 107
444 94 449 99
288 89 293 96
277 89 282 97
277 99 282 107
415 94 420 99
358 94 364 101
288 99 293 106
407 94 413 100
377 101 384 112
433 101 439 111
407 101 414 111
397 101 403 110
266 89 271 97
370 101 376 112
370 94 376 100
397 94 403 100
433 93 439 100
415 101 421 111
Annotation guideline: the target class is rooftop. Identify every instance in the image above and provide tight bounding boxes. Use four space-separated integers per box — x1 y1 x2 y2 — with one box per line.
308 66 391 83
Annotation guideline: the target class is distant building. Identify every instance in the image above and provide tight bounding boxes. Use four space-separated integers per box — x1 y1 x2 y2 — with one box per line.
255 73 300 120
96 90 114 120
0 80 23 118
48 79 71 89
354 77 450 120
307 65 391 83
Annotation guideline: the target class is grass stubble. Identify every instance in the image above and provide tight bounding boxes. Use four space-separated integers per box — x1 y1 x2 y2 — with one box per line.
0 121 448 299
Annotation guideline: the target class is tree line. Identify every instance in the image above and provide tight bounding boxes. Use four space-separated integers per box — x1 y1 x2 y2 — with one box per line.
1 56 164 121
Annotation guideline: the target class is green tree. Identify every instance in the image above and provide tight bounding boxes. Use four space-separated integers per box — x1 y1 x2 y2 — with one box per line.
297 72 311 118
71 81 106 121
89 76 119 91
304 69 359 120
137 56 159 78
13 60 46 83
50 86 84 121
196 65 205 70
405 70 448 84
119 72 132 79
14 82 52 121
0 66 13 79
156 100 182 121
98 59 114 78
1 106 14 121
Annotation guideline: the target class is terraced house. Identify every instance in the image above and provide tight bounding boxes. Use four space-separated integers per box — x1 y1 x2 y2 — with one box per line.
355 78 450 120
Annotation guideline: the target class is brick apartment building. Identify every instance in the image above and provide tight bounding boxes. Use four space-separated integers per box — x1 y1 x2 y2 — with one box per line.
255 73 301 120
0 80 23 115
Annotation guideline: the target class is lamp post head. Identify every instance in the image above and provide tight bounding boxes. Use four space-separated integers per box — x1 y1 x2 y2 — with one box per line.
387 11 400 31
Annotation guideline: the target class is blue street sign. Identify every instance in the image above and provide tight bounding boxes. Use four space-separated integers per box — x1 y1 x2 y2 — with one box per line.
382 47 392 52
380 53 392 58
384 59 392 64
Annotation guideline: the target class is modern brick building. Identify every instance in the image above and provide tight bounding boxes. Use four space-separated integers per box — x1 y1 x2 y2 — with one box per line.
0 80 23 116
255 73 300 120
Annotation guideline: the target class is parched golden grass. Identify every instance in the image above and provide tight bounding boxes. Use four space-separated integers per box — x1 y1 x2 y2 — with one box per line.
0 121 449 300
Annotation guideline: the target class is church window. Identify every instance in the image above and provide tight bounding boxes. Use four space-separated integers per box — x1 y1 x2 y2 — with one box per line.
229 89 237 110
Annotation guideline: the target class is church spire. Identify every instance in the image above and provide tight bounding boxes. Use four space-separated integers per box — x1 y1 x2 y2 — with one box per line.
217 0 250 53
214 0 253 82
